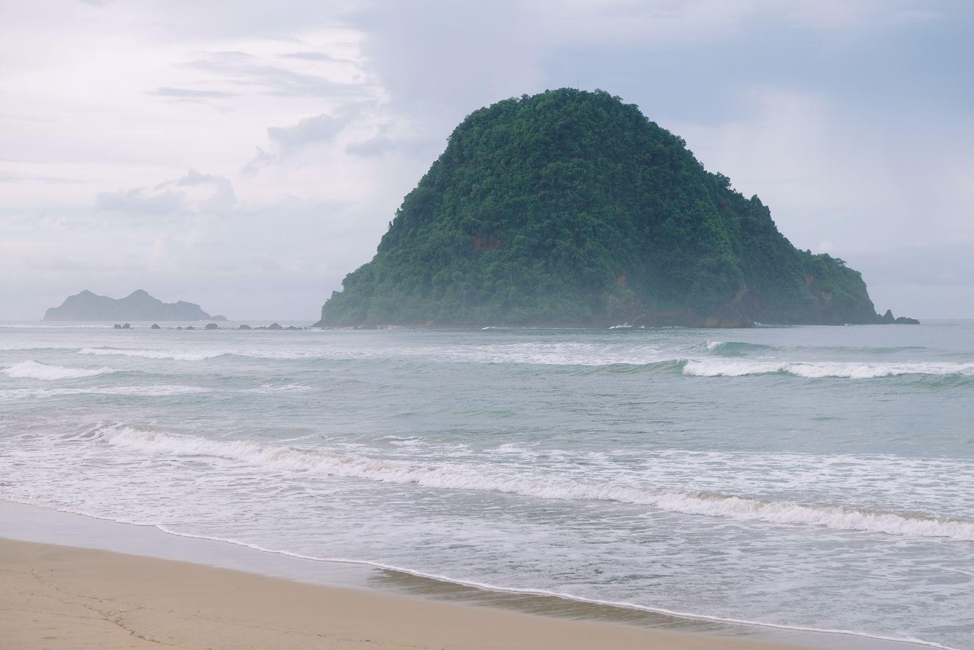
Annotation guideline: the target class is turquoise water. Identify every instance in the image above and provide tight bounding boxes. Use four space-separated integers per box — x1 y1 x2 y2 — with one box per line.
1 322 972 648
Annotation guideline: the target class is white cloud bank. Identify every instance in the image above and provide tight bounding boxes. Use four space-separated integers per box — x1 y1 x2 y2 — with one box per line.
0 0 972 319
96 170 237 217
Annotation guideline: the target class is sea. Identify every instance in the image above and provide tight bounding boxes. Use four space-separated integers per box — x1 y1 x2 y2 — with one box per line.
1 321 972 649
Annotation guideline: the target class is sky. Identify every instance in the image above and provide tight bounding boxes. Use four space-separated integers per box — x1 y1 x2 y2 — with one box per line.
1 0 972 320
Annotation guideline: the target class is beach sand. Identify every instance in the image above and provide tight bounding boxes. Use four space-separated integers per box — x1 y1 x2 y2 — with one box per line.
0 536 797 650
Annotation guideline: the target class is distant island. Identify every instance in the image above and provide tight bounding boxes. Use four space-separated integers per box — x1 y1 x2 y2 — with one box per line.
44 290 227 322
317 89 915 328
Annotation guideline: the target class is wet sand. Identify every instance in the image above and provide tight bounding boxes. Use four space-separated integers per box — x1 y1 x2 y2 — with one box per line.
0 536 799 650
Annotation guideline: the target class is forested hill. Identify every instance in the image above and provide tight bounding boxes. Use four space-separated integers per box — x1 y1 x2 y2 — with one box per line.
317 89 885 328
44 290 225 321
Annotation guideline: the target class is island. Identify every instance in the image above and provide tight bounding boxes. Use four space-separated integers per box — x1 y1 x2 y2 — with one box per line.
44 290 227 322
317 89 914 328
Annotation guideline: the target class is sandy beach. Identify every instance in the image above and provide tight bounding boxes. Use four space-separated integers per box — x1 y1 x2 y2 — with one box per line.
0 536 800 650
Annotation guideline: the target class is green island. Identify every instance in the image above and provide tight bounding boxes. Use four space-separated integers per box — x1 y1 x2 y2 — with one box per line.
318 89 914 328
44 290 227 322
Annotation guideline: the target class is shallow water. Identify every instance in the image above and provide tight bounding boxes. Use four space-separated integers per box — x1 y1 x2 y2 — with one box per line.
1 321 972 649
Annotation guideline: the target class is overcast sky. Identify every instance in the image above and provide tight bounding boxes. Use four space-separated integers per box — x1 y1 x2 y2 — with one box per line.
1 0 972 320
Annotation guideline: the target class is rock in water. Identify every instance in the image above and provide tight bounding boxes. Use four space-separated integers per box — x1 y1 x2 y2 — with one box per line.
316 89 890 328
45 289 225 322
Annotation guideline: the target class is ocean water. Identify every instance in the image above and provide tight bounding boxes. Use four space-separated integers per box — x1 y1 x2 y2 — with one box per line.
1 321 972 649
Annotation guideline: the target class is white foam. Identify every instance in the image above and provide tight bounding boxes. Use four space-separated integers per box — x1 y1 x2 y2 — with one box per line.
143 529 957 650
384 436 424 447
247 384 313 394
0 385 211 400
237 350 323 360
96 427 974 542
79 347 228 361
0 497 950 650
438 343 666 366
0 345 78 351
683 359 974 379
3 360 117 381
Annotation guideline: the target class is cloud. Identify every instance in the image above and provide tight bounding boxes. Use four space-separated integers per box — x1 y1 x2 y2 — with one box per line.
345 136 398 157
0 171 81 184
150 87 238 100
244 109 361 173
182 50 371 98
280 52 339 62
345 133 436 159
242 148 275 176
268 113 348 152
94 188 184 216
95 170 236 217
0 112 56 124
3 0 974 320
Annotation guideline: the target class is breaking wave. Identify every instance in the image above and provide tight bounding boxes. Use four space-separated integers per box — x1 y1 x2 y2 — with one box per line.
704 341 775 355
703 341 934 356
0 385 210 400
246 383 314 394
80 347 229 361
683 359 974 379
3 360 117 381
78 347 358 362
56 344 974 381
0 345 79 352
91 426 974 542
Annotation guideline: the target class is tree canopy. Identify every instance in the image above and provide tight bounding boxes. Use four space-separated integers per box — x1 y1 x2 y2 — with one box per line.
318 89 878 327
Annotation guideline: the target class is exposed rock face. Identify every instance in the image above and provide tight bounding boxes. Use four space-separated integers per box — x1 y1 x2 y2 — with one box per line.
317 89 893 328
44 290 227 322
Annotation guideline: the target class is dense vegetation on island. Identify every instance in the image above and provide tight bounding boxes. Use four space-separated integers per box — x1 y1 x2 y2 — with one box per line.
318 89 897 328
44 290 226 321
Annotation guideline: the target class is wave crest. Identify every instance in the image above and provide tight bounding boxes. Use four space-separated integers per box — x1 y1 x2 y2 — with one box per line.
683 360 974 379
79 347 228 361
0 385 210 400
92 426 974 542
3 360 117 381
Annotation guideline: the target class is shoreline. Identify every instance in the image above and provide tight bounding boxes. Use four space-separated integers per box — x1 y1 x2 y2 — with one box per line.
0 500 933 650
1 536 802 650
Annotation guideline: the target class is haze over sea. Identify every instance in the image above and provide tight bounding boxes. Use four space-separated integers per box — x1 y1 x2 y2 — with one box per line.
1 322 972 649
